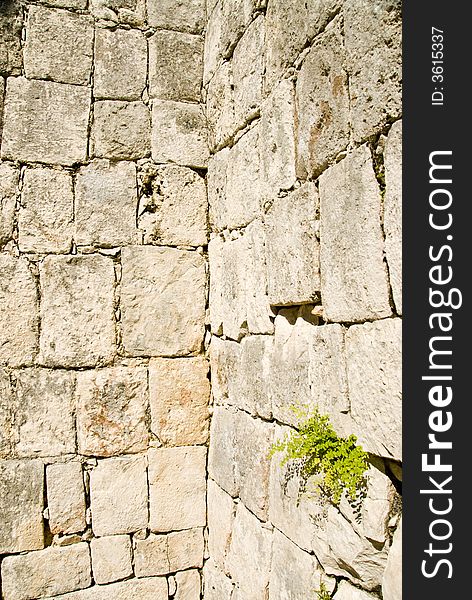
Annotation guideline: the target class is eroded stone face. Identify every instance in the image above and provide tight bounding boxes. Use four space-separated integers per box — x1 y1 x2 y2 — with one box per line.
46 462 86 535
167 527 205 571
134 534 169 577
334 581 379 600
55 577 168 599
203 560 234 600
91 535 133 585
175 569 201 600
147 0 205 34
0 0 23 76
207 479 235 568
206 62 235 151
382 518 402 600
0 162 19 247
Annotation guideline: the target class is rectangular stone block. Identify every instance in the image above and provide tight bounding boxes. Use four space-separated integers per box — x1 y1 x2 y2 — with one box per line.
203 561 233 600
0 460 44 553
206 62 235 151
121 246 206 357
135 534 169 577
75 160 139 247
1 77 91 166
207 479 235 568
47 462 86 535
24 6 94 86
149 357 210 446
319 145 392 322
91 535 133 584
0 0 22 76
147 0 205 34
77 367 149 457
90 456 148 536
237 335 273 419
148 446 207 532
94 28 147 101
0 254 38 367
39 255 116 367
0 162 19 247
55 577 168 599
44 0 88 7
0 368 14 457
19 167 74 254
175 570 201 600
168 528 204 572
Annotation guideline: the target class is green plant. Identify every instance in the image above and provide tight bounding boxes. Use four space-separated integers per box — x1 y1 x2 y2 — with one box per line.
315 582 331 600
271 407 368 505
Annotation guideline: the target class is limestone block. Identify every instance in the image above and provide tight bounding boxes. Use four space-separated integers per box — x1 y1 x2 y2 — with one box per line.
135 534 169 577
209 335 241 403
206 62 235 151
0 459 44 553
92 101 151 160
0 254 38 367
148 446 207 532
138 164 208 247
207 479 235 568
0 368 14 456
1 543 91 600
94 28 147 101
0 162 19 247
265 183 320 305
75 160 138 247
90 456 148 536
226 502 272 600
149 357 210 446
1 77 90 166
149 31 203 103
207 406 238 497
45 0 88 8
237 335 273 419
346 318 402 460
384 120 403 314
19 167 74 254
152 100 209 168
24 6 94 86
168 528 205 571
344 0 402 140
121 246 206 357
206 149 228 233
382 518 402 600
0 76 4 142
203 1 223 86
319 146 392 322
334 581 378 600
77 367 148 457
39 255 116 368
296 18 349 178
47 463 86 535
147 0 205 34
53 577 168 599
0 0 22 76
91 535 133 584
203 560 233 600
175 570 201 600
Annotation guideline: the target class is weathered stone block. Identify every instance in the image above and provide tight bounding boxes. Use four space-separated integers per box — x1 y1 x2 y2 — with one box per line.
209 335 241 403
168 528 204 571
92 101 151 160
346 318 402 460
121 246 206 357
47 463 86 535
0 162 19 247
207 151 227 232
24 6 94 86
148 446 207 532
382 518 402 600
45 0 88 8
39 255 116 367
91 535 133 584
94 28 147 101
135 534 169 577
0 0 22 76
149 31 203 103
90 456 148 536
1 543 91 600
0 254 38 367
207 479 235 568
206 62 235 151
1 78 90 166
151 100 209 168
0 368 14 456
175 570 201 600
149 357 210 446
138 164 208 247
19 167 74 254
237 335 273 419
147 0 205 34
203 561 234 600
334 581 378 600
265 183 320 305
77 367 148 457
55 577 168 599
75 160 139 247
0 460 44 553
319 145 392 322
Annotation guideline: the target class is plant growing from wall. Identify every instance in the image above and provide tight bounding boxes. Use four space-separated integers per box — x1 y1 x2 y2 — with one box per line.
315 582 332 600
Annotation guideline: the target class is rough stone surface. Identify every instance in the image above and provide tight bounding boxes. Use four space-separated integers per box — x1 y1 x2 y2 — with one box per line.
175 569 201 600
90 456 148 536
134 534 169 577
0 162 18 247
319 145 392 322
0 254 38 367
204 561 234 600
1 77 90 166
39 255 116 368
0 460 44 553
149 357 210 446
91 535 133 584
75 160 138 247
0 368 14 456
55 577 168 599
1 543 91 600
24 6 94 86
92 101 151 160
382 518 402 600
236 335 273 419
168 528 205 571
209 335 241 406
77 367 148 457
147 0 205 34
334 581 378 600
94 28 147 101
121 246 206 357
0 0 23 76
46 462 86 535
206 62 235 151
148 446 207 532
19 167 74 254
207 479 235 568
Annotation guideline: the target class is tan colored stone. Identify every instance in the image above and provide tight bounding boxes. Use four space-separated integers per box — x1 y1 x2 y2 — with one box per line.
121 246 206 357
0 162 18 247
206 62 235 151
0 254 38 367
91 535 133 584
382 517 402 600
168 528 204 571
92 101 151 160
77 367 148 457
1 77 90 166
209 335 241 403
237 335 273 419
334 581 378 600
24 6 94 86
135 534 169 577
39 254 116 368
19 167 74 254
57 577 168 599
0 459 44 553
45 0 87 8
75 160 138 247
47 462 86 535
147 0 205 34
149 357 210 446
0 0 23 76
175 569 201 600
203 560 234 600
94 28 147 101
1 543 91 600
207 479 235 568
0 368 14 456
149 446 207 532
